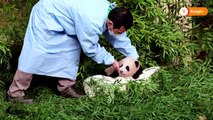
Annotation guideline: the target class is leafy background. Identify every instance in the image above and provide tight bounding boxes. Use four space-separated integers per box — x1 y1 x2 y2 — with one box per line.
0 0 212 119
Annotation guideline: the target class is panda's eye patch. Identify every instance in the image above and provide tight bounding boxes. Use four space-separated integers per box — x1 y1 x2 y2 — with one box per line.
119 64 123 67
126 66 130 71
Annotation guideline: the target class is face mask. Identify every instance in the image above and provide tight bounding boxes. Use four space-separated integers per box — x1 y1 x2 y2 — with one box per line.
108 29 122 39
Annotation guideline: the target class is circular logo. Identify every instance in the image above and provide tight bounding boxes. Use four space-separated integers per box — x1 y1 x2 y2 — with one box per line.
179 7 189 16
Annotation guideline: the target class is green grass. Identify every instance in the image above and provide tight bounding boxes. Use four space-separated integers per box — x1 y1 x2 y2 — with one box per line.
0 61 212 120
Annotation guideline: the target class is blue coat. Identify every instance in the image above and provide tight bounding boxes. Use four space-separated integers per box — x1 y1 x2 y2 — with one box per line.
18 0 139 80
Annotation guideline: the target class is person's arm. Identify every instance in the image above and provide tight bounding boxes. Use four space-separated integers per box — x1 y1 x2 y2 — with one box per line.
75 23 116 65
103 30 139 59
75 24 120 71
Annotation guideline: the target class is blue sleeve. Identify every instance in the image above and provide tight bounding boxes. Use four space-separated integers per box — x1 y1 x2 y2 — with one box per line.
104 31 139 59
75 24 115 65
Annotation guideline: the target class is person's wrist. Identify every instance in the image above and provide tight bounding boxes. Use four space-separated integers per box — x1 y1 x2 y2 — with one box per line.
112 60 119 72
112 60 117 66
112 59 116 64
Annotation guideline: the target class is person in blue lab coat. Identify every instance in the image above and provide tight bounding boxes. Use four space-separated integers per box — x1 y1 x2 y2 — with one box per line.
7 0 139 103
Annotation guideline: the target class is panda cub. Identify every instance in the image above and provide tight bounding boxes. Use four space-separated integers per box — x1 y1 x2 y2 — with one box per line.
102 57 143 79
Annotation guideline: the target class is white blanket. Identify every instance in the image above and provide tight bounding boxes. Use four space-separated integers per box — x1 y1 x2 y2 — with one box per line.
83 66 160 97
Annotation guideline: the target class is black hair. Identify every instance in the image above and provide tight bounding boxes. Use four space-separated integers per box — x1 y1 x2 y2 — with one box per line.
108 7 133 30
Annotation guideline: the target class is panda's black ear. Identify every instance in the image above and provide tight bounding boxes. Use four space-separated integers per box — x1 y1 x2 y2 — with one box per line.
109 71 119 78
132 66 143 79
100 70 107 76
100 69 119 78
135 61 139 68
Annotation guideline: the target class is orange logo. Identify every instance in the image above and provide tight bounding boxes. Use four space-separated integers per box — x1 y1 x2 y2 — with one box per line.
179 7 208 16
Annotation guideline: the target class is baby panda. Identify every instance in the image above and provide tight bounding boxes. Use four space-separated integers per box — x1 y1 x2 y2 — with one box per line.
102 57 143 79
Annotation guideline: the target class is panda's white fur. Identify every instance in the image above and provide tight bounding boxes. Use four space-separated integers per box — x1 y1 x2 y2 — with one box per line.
104 57 142 78
118 57 141 77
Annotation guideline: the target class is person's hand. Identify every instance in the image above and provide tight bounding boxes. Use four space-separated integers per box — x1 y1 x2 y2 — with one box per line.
112 60 120 73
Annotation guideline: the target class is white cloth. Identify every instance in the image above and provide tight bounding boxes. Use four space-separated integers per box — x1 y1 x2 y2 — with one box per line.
18 0 139 80
83 66 160 97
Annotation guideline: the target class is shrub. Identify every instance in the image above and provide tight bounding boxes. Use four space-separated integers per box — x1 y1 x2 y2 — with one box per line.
104 0 191 67
191 0 213 62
